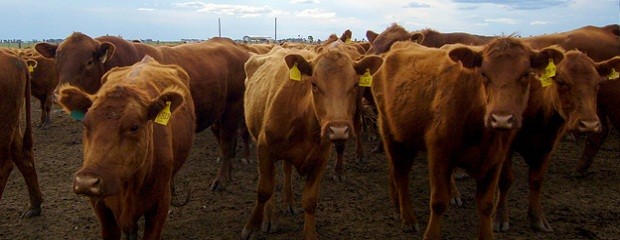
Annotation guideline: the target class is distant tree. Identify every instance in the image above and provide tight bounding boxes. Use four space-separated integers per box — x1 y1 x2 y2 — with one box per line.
308 35 314 43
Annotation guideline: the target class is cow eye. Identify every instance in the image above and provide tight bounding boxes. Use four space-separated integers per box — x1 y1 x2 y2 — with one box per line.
129 125 140 133
311 82 318 91
481 72 489 83
556 80 569 90
86 59 93 65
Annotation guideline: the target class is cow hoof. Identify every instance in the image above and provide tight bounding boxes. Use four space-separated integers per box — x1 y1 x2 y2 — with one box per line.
453 172 469 180
261 219 278 233
493 221 510 232
240 227 258 240
210 180 226 192
531 217 553 232
21 207 42 218
450 197 463 207
241 158 251 165
400 222 420 233
283 205 301 216
215 156 222 163
332 175 346 183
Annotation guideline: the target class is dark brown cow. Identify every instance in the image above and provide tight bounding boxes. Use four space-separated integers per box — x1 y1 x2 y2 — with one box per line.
57 56 196 239
416 28 494 48
241 47 382 240
0 49 43 218
372 39 564 239
366 23 425 55
17 48 59 128
494 52 620 233
36 33 249 191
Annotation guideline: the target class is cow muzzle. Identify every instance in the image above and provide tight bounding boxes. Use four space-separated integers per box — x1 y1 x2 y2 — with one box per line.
73 170 109 197
324 121 352 142
578 120 600 133
488 113 515 130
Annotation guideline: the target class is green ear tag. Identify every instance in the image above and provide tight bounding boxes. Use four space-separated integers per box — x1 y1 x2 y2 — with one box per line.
70 110 85 121
290 62 301 81
359 68 372 87
154 101 172 125
539 58 556 87
608 68 619 80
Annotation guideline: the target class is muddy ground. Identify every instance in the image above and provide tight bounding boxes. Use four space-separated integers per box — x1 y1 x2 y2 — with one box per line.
1 102 619 240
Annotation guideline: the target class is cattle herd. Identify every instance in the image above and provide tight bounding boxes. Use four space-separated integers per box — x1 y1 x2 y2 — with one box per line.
0 23 619 240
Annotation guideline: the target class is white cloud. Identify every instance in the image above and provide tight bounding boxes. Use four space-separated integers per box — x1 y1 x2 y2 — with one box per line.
173 2 284 17
485 18 520 24
294 8 336 18
138 8 155 11
404 2 431 8
530 21 551 25
290 0 320 3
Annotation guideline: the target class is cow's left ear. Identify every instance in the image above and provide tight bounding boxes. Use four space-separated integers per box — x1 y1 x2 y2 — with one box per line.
57 85 95 121
366 30 379 44
531 46 564 70
147 87 186 121
34 43 58 59
355 56 383 76
595 56 620 79
96 42 115 64
449 47 483 69
284 54 313 76
410 32 425 44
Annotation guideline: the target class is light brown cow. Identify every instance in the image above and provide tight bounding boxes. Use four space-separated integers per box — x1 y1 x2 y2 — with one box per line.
494 52 620 232
372 39 564 239
17 48 59 128
57 56 195 239
36 33 249 191
241 47 382 240
0 49 43 218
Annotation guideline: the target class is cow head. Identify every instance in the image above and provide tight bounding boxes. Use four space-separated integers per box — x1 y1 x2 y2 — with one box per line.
550 53 620 132
366 24 424 55
57 58 188 197
35 32 115 95
284 50 383 142
448 38 565 130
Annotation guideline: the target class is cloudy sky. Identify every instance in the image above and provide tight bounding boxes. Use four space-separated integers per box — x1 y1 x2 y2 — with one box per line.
1 0 618 41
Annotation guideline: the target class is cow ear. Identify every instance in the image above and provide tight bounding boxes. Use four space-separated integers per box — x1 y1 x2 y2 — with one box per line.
147 87 186 121
366 30 379 43
284 54 313 76
449 47 483 69
34 43 58 59
355 56 383 76
595 56 620 79
410 32 425 44
340 29 352 42
531 47 564 70
57 85 94 121
97 42 115 64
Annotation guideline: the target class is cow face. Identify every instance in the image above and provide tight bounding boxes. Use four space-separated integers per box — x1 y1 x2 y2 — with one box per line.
366 24 424 55
285 51 383 142
57 82 185 197
553 53 620 132
449 38 565 130
35 32 115 95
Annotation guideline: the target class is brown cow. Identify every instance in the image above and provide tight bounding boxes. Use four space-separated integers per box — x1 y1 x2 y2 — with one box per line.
0 49 43 218
494 52 620 233
17 48 59 128
57 56 196 239
416 28 495 48
241 47 382 240
36 33 249 191
372 39 564 239
366 23 425 55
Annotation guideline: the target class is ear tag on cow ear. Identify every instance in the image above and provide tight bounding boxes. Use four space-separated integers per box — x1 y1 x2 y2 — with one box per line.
345 37 352 44
539 58 556 87
289 62 301 81
359 68 372 87
27 64 35 74
154 101 172 125
608 68 619 80
70 110 85 121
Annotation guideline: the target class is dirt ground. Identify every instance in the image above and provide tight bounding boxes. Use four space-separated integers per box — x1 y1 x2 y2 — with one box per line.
1 101 619 240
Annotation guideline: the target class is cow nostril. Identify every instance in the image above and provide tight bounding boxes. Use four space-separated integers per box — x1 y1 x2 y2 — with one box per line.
490 114 514 129
328 126 350 140
579 120 599 131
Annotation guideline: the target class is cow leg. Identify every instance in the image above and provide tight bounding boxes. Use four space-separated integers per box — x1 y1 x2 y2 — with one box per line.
449 170 462 207
91 199 121 239
211 123 223 164
0 147 15 201
11 130 43 218
494 157 514 232
300 155 328 240
241 142 275 240
143 190 171 240
239 122 252 164
210 102 243 191
385 139 419 232
423 156 452 240
333 142 346 183
353 97 365 163
39 96 52 129
474 163 503 240
526 154 554 232
575 110 609 176
282 161 299 216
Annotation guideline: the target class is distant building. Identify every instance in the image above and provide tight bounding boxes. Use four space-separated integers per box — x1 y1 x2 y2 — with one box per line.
242 36 272 44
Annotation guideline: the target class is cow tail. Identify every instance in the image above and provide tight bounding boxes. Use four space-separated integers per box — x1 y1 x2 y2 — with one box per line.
23 65 33 152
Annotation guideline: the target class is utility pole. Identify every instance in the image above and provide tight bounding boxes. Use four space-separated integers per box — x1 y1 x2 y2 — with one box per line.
274 17 277 42
218 18 221 37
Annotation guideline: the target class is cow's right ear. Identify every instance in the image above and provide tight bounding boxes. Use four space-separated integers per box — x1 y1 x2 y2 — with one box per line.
284 54 313 76
366 30 379 43
410 32 425 44
147 87 186 121
34 43 58 59
97 42 115 64
57 85 94 121
530 46 564 70
595 56 620 79
449 47 483 69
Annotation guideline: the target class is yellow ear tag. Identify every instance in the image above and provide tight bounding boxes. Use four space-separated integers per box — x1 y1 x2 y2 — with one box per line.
289 62 301 81
359 68 372 87
27 65 35 74
608 68 619 80
345 37 352 44
154 101 172 125
539 58 556 87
